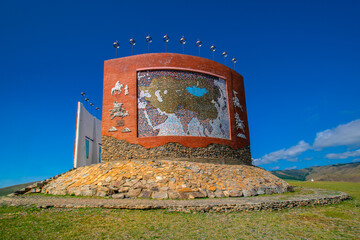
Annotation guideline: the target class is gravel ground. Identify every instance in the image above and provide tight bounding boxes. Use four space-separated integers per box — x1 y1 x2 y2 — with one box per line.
0 188 349 213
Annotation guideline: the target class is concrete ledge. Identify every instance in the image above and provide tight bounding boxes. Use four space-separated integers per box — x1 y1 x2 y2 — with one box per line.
0 188 350 213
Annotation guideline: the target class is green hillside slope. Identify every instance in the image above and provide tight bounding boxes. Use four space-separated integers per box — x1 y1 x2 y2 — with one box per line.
272 162 360 182
0 182 35 196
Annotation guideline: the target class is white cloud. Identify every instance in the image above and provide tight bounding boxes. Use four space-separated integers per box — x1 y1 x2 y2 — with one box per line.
325 149 360 159
270 166 280 170
313 119 360 148
253 141 311 165
284 166 297 170
253 119 360 166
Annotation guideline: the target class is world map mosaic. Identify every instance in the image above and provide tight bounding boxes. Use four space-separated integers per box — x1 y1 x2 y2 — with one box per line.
137 70 230 139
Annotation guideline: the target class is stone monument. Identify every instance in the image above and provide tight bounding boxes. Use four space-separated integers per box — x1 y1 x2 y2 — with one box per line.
41 53 293 199
101 53 251 165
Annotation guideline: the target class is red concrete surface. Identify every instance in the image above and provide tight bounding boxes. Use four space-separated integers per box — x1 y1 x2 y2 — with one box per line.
102 53 250 149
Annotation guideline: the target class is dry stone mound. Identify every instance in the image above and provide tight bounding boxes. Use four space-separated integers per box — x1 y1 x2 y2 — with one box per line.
41 160 293 199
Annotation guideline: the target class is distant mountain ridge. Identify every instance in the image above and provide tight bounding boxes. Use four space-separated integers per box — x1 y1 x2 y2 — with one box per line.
271 162 360 182
0 182 36 196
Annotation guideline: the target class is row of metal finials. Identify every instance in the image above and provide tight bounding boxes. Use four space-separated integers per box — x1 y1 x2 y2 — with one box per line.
80 92 101 118
113 35 237 67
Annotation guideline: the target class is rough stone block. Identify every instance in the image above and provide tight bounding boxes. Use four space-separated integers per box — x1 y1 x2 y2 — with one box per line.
112 193 125 199
223 191 230 197
152 191 168 199
168 191 181 199
215 190 225 198
265 188 274 195
178 192 190 199
257 188 266 195
243 189 257 197
126 189 142 198
229 189 243 197
208 186 217 192
139 190 153 198
207 190 216 198
112 181 123 188
117 187 130 193
179 187 192 192
133 182 146 189
160 186 169 191
96 191 107 197
81 189 96 196
52 189 67 195
198 189 207 197
188 191 206 199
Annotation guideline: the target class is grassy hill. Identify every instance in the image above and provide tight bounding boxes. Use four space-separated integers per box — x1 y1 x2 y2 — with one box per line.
0 182 35 196
272 162 360 182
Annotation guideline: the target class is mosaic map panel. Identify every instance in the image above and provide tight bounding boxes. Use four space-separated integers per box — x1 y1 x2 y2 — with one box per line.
137 70 230 139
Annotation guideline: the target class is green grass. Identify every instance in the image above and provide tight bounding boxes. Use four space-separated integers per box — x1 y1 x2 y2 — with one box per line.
1 181 359 239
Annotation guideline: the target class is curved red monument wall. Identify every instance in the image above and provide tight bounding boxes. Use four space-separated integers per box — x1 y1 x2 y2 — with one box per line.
102 53 251 164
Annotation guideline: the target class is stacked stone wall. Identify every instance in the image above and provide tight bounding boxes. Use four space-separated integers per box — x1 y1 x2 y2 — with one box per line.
101 135 252 165
41 160 290 199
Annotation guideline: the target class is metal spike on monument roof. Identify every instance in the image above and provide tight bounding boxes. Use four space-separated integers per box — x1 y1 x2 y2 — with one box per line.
163 34 170 53
196 40 202 56
90 103 94 106
113 41 120 57
180 36 186 45
146 35 152 53
95 107 100 111
129 38 136 45
84 98 89 102
163 34 170 42
80 92 85 96
146 35 152 43
180 36 186 54
232 57 237 69
210 45 216 60
113 41 119 48
222 52 228 65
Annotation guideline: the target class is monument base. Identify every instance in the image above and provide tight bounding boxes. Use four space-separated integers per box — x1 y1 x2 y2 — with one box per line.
101 136 252 165
41 160 293 199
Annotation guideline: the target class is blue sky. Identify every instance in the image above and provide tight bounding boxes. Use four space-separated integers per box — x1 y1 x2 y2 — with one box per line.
1 0 359 187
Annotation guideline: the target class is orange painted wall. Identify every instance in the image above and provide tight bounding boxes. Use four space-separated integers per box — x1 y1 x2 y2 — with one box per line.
102 53 250 149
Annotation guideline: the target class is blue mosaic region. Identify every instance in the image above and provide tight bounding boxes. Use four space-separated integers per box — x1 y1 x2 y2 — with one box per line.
137 70 230 139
